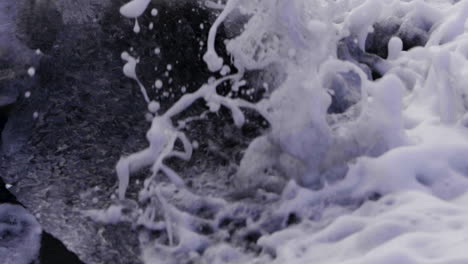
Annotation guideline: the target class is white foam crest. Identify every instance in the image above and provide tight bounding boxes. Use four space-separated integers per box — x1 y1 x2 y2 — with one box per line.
255 191 468 264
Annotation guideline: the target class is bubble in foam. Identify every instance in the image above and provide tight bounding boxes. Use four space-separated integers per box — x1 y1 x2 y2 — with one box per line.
25 91 31 98
151 8 158 17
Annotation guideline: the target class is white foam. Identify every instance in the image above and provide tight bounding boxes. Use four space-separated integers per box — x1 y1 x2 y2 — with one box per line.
256 191 468 264
0 204 42 264
83 205 126 224
121 51 150 102
120 0 151 19
387 36 403 60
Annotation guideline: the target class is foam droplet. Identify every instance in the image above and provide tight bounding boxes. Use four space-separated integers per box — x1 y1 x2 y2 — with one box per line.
134 19 141 33
27 67 35 77
155 79 163 89
203 51 223 72
148 101 161 113
388 37 403 60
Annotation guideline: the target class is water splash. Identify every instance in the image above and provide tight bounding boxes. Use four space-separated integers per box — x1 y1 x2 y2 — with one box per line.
90 0 468 263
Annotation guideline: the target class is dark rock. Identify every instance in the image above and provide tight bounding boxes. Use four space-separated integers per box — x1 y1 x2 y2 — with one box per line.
40 232 84 264
0 0 269 263
365 18 401 59
0 177 19 205
327 71 362 114
365 17 428 59
15 0 63 52
0 90 17 108
338 36 390 80
0 177 84 264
